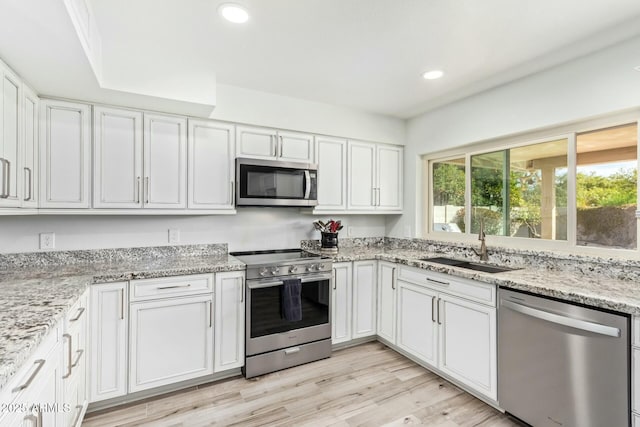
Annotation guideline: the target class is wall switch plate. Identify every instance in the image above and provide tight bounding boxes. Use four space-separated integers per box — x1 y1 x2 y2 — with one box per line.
168 228 180 244
404 225 412 238
39 232 55 250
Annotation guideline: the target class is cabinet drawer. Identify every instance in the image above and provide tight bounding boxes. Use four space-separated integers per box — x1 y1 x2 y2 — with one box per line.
398 266 496 306
130 274 213 301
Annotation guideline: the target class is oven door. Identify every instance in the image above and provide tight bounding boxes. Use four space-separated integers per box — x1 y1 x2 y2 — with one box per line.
246 273 331 356
236 158 317 207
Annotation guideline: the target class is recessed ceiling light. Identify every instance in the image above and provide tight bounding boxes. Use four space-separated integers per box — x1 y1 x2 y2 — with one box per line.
422 70 444 80
219 3 249 24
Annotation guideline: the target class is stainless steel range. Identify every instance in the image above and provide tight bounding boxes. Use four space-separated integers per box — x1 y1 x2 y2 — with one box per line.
231 249 332 378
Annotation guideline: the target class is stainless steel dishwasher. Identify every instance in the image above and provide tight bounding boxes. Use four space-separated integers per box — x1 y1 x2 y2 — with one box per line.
498 288 629 427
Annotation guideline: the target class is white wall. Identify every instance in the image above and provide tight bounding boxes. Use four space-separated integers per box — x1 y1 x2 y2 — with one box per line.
0 211 385 254
388 35 640 239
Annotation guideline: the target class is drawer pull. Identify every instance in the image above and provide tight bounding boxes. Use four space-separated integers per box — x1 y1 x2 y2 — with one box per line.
69 307 85 322
12 359 45 393
71 404 83 427
426 277 449 286
284 347 300 355
157 283 192 290
63 333 73 378
431 296 437 323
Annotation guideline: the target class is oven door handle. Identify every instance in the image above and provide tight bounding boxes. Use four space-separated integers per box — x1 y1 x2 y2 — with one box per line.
247 274 331 289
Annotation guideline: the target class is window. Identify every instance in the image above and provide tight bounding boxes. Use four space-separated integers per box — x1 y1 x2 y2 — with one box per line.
426 119 639 254
432 158 465 233
576 124 637 249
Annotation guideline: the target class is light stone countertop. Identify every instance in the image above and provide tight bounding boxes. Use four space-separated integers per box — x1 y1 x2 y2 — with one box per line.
307 246 640 316
0 253 245 393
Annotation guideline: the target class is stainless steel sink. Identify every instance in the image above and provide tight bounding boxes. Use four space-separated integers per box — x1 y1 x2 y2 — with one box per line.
420 257 520 274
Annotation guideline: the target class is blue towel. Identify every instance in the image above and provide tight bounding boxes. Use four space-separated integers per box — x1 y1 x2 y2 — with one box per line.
282 278 302 322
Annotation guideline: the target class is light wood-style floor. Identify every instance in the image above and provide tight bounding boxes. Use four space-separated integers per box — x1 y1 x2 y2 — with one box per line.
83 342 521 427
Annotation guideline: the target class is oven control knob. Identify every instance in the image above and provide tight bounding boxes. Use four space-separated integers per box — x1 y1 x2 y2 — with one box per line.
259 267 269 277
318 263 326 270
271 267 280 275
289 265 298 274
307 264 317 272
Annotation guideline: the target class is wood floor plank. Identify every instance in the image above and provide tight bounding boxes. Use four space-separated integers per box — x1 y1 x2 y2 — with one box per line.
82 342 519 427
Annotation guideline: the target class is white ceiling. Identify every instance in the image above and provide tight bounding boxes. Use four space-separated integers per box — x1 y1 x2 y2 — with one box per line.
2 1 640 119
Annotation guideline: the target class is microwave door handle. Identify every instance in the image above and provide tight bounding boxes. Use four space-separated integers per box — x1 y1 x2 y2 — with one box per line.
304 170 311 199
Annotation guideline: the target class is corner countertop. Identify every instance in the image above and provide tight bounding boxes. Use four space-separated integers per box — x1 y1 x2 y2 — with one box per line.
0 253 245 393
307 246 640 316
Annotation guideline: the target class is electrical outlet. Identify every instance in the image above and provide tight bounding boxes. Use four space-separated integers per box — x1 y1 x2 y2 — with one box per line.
39 232 55 250
168 228 180 244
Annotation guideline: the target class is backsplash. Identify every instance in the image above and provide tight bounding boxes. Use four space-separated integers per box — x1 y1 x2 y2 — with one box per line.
0 244 228 271
301 237 384 251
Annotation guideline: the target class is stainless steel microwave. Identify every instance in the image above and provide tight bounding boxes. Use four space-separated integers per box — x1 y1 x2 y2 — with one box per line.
235 158 318 207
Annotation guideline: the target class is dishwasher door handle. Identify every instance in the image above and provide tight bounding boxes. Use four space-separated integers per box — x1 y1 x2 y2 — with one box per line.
501 300 621 337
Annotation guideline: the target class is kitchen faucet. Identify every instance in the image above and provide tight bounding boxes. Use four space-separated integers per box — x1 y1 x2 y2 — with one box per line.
472 219 489 261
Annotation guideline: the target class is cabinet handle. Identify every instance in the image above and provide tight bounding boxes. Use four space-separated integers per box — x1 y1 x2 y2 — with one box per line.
23 414 38 427
136 176 141 203
437 298 443 325
278 136 283 158
271 135 277 157
71 349 84 368
63 333 73 378
157 283 191 290
23 167 32 201
12 359 45 393
230 181 234 205
69 307 85 322
0 158 9 198
208 301 212 328
71 404 83 427
426 277 450 287
145 177 150 203
391 267 396 290
120 288 124 320
431 296 437 323
377 188 381 206
332 269 336 290
371 187 375 207
240 277 245 302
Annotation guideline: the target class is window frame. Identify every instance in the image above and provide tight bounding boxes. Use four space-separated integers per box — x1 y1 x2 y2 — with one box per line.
422 111 640 258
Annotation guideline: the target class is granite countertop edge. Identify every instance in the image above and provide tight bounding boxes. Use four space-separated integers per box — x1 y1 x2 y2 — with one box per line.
0 258 246 393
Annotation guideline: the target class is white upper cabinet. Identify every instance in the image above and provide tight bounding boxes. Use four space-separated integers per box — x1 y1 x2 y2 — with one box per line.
21 84 38 208
314 136 347 211
347 140 403 212
93 106 143 208
236 125 314 163
0 62 22 207
377 144 403 210
278 130 314 162
143 113 187 208
40 99 91 208
188 119 235 210
347 141 376 210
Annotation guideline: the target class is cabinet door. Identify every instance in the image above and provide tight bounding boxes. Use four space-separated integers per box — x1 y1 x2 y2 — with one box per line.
40 99 91 208
236 125 277 159
377 261 396 344
376 144 403 210
129 294 214 392
0 64 21 207
352 260 377 339
143 113 187 208
188 119 235 209
214 271 245 372
438 293 497 400
331 262 352 344
347 141 375 210
277 130 314 162
21 85 38 208
89 282 128 402
314 136 347 211
20 343 61 427
633 347 640 413
63 290 89 427
396 280 438 368
93 106 143 208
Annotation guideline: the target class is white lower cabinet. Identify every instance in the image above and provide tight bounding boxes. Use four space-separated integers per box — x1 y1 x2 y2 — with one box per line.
352 261 377 339
438 293 496 400
376 261 397 343
331 262 352 344
62 290 89 426
393 266 497 400
129 294 214 392
89 282 128 403
633 317 640 423
214 271 245 372
396 279 438 368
